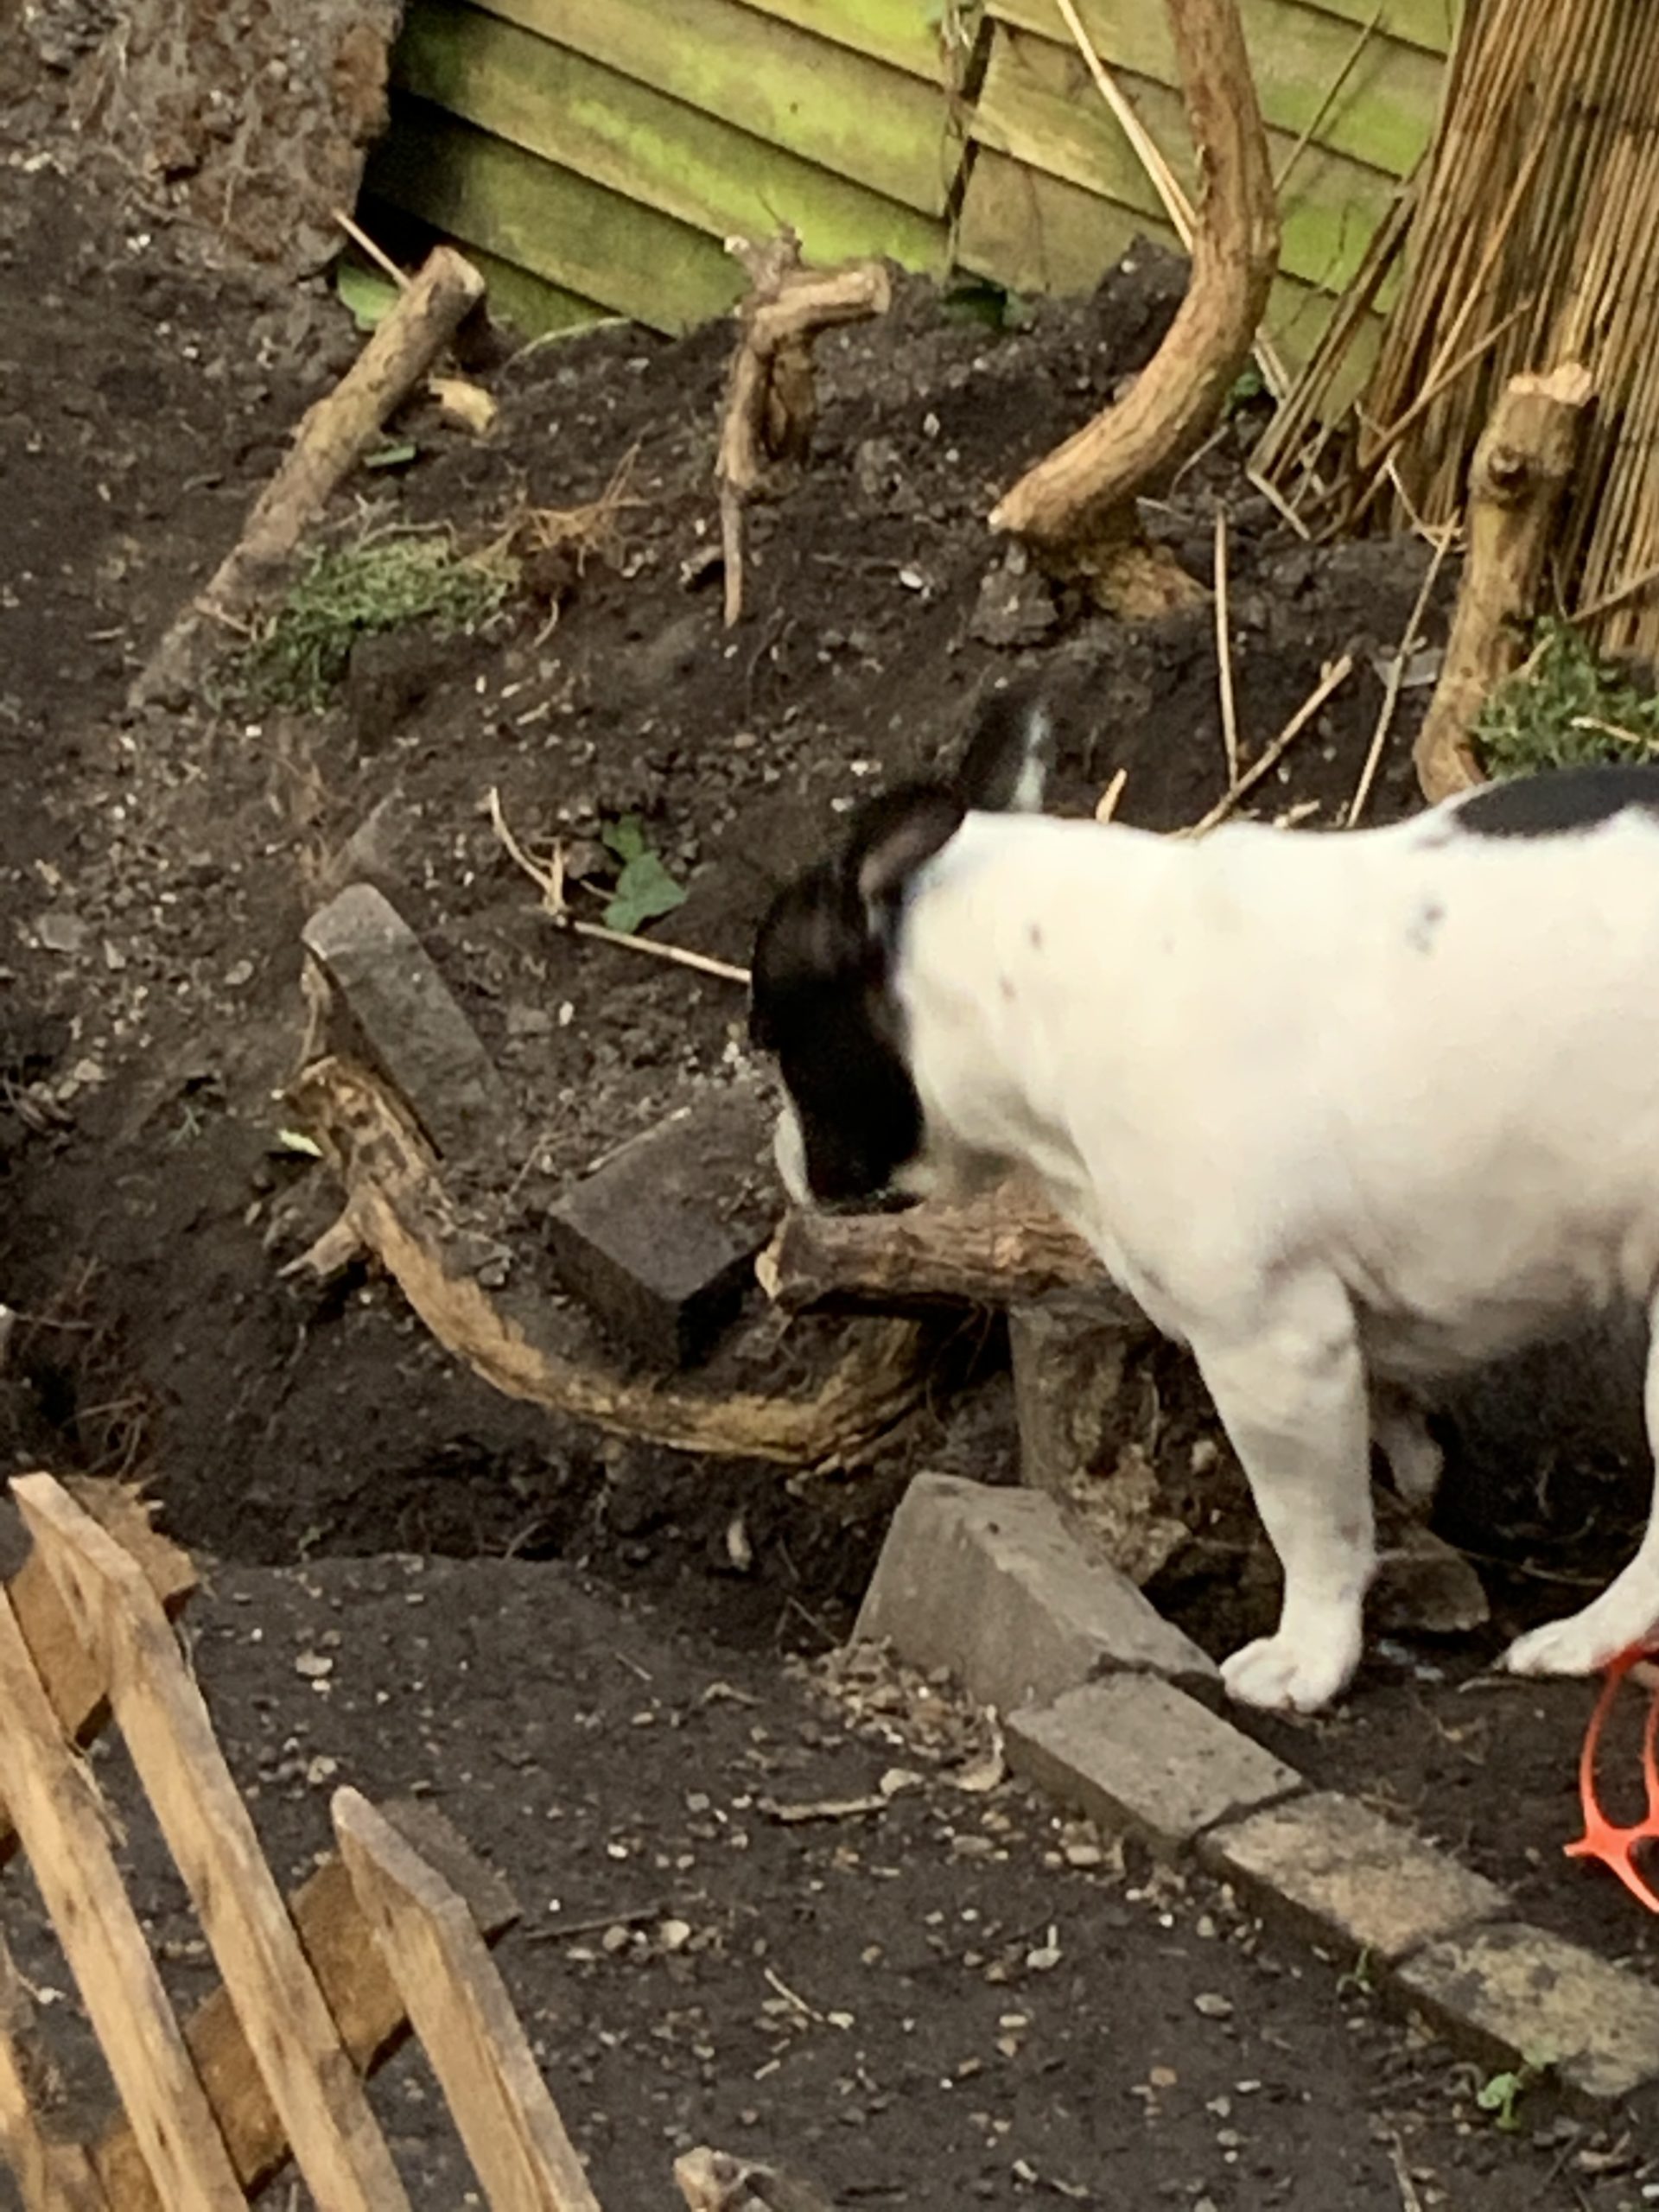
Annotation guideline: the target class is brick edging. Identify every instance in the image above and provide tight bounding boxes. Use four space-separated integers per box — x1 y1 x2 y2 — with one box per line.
855 1471 1659 2107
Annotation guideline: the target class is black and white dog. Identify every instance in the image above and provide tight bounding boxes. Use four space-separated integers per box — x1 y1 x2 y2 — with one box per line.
749 688 1659 1714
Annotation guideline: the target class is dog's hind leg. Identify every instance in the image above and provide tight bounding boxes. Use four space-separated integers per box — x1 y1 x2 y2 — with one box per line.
1192 1274 1376 1713
1370 1382 1443 1516
1503 1295 1659 1678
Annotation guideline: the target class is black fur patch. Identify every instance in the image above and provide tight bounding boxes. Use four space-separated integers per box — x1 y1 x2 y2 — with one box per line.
1455 763 1659 838
748 861 924 1205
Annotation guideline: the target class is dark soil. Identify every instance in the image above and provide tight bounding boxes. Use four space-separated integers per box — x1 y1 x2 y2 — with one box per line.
3 106 1659 2210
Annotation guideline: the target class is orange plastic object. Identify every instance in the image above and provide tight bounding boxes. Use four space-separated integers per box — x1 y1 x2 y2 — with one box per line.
1567 1647 1659 1912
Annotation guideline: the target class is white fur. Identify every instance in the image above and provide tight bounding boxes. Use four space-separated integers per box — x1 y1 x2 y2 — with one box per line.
874 799 1659 1710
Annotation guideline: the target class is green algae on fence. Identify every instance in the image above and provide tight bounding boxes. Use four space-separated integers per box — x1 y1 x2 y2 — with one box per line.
988 0 1446 181
974 23 1405 303
397 1 946 279
465 0 961 217
955 146 1384 403
365 105 747 334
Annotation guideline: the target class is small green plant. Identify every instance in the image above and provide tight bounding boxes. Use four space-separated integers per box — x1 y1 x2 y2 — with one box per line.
1474 618 1659 779
232 532 512 712
1336 1946 1375 1998
1226 361 1268 415
1475 2056 1548 2133
601 815 686 934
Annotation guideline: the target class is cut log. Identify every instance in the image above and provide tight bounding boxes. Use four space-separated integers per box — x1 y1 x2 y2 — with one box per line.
291 1055 926 1466
134 245 486 709
1414 362 1595 801
715 228 891 626
1009 1291 1185 1586
988 0 1279 614
758 1179 1116 1316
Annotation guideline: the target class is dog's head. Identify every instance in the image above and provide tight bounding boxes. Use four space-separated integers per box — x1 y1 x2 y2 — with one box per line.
749 682 1052 1209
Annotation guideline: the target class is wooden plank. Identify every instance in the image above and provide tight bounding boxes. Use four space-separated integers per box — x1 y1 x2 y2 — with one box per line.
366 101 744 334
334 1789 599 2212
0 1933 108 2212
466 0 958 218
727 0 950 83
974 24 1402 300
397 3 944 274
956 148 1382 401
1256 0 1457 54
0 1477 194 1867
13 1476 410 2212
93 1799 520 2208
0 1586 244 2212
988 0 1445 180
459 249 606 340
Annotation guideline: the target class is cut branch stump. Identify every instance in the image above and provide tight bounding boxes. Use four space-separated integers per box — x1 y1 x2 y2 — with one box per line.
1414 362 1595 800
716 228 891 626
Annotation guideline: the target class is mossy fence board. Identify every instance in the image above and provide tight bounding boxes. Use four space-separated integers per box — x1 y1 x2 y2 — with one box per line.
366 0 1456 373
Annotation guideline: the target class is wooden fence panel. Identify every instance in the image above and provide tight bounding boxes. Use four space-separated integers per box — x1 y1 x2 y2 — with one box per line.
367 106 747 334
334 1789 600 2212
395 3 945 275
987 0 1446 178
466 0 959 216
14 1478 411 2212
0 1585 244 2211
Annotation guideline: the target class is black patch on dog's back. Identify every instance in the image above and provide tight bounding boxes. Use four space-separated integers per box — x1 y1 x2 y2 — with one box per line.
1455 763 1659 839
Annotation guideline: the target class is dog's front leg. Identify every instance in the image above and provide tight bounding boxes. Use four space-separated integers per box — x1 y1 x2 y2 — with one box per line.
1192 1277 1375 1713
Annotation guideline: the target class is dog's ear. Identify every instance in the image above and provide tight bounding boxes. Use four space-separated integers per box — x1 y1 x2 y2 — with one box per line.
956 680 1054 814
849 784 966 911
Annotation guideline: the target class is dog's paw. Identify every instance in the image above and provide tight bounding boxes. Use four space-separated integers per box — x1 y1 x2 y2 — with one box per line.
1503 1600 1654 1679
1220 1628 1358 1714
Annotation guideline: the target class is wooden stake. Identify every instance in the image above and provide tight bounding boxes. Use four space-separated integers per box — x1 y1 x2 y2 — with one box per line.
134 245 486 707
334 1789 601 2212
1414 364 1594 801
988 0 1279 612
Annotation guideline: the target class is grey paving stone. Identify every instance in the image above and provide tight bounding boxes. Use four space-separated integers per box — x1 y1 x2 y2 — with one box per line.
547 1085 775 1367
853 1471 1217 1712
1397 1920 1659 2104
302 882 504 1159
1006 1677 1301 1859
1199 1790 1506 1962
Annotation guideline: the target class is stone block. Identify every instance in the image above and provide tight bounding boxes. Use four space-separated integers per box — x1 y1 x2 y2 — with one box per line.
1397 1921 1659 2104
302 883 503 1159
854 1471 1217 1712
1007 1677 1300 1858
547 1086 775 1367
1199 1790 1506 1962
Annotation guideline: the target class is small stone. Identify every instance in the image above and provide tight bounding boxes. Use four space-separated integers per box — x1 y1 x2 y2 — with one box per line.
35 912 86 955
293 1652 333 1680
1193 1993 1233 2019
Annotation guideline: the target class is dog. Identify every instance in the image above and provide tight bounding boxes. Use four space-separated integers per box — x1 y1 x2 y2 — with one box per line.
749 687 1659 1713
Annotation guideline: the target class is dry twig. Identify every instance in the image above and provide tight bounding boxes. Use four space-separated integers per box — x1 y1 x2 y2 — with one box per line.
486 787 749 986
1183 655 1357 836
1213 507 1239 786
1346 528 1454 826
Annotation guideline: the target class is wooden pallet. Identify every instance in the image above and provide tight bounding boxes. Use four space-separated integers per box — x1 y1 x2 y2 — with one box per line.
0 1471 601 2211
